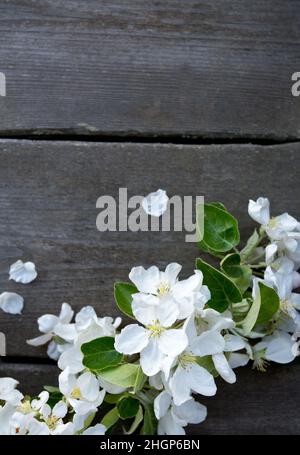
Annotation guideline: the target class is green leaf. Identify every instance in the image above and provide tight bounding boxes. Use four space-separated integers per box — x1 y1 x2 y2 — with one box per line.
221 253 252 293
240 229 260 261
256 281 280 325
198 203 240 254
140 404 157 435
196 258 242 312
240 281 280 334
82 337 123 372
46 391 63 409
196 356 219 377
117 396 140 420
44 386 60 393
124 405 143 435
114 282 137 318
133 367 147 394
100 406 119 429
209 202 228 211
98 364 140 388
104 393 125 404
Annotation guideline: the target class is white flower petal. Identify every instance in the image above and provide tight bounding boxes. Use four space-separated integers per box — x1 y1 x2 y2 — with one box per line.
191 330 225 356
173 398 207 425
140 338 164 376
158 329 188 357
170 364 216 406
158 411 185 435
131 295 158 326
248 197 270 225
77 372 100 402
264 332 295 364
186 363 217 398
173 270 202 298
265 244 278 265
9 260 37 284
52 401 68 419
26 333 52 347
59 303 74 324
58 346 83 374
114 324 149 355
38 314 59 333
223 334 246 352
156 298 179 327
142 189 169 217
154 391 172 419
163 263 182 286
212 353 236 383
0 292 24 315
47 341 61 361
58 368 75 396
228 353 249 369
54 322 77 342
129 265 160 294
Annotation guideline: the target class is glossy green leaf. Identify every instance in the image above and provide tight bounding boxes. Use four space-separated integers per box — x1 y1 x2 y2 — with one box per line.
256 281 280 325
117 396 140 420
198 203 240 254
221 253 252 293
240 229 260 261
124 405 143 435
140 404 157 435
114 282 137 318
196 258 242 312
240 281 279 334
133 366 147 394
97 364 140 388
82 337 123 372
100 406 119 429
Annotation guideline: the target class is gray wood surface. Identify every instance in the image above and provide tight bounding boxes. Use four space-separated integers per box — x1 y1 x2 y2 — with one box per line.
0 139 299 358
1 360 299 434
0 1 299 139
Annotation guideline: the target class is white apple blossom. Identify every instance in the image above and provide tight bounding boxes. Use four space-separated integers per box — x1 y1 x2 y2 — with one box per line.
264 258 300 328
253 331 296 368
9 260 37 284
27 302 75 360
59 368 105 415
0 378 23 406
167 313 244 405
58 307 121 374
248 197 300 266
115 295 188 376
154 391 207 435
129 263 210 320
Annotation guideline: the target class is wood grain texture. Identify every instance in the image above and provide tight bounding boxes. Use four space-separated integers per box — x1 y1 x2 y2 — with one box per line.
0 1 299 139
1 360 299 434
0 139 299 358
0 361 58 396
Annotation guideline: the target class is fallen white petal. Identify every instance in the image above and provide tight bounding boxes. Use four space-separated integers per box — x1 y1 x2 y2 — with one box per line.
142 189 169 217
9 260 37 284
0 292 24 314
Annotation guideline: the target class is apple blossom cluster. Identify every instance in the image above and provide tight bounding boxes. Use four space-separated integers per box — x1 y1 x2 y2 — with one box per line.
0 197 299 435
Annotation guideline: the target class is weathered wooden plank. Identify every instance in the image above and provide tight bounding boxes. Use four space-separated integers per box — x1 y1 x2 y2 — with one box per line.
0 361 58 396
0 1 299 139
1 360 299 434
0 139 299 357
190 361 300 435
